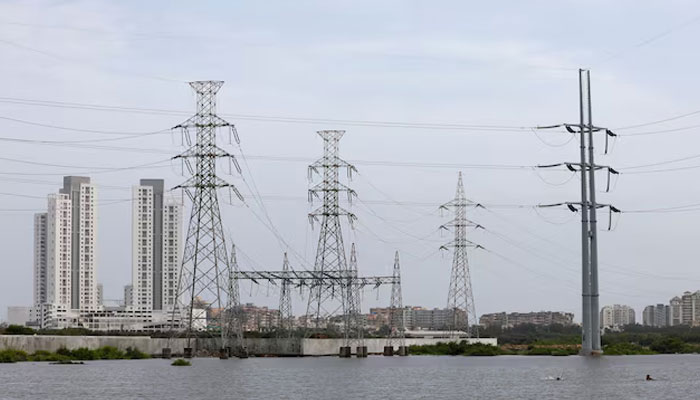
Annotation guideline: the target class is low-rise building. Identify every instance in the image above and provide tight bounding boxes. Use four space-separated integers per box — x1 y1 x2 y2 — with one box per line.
479 311 574 328
600 304 635 331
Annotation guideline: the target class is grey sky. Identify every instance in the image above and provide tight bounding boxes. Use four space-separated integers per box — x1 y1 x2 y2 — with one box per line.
1 0 699 322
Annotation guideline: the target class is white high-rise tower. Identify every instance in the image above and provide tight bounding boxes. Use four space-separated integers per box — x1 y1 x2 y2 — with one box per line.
131 179 183 313
33 176 98 328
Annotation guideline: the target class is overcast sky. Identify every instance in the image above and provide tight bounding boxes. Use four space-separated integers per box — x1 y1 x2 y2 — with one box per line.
2 0 700 322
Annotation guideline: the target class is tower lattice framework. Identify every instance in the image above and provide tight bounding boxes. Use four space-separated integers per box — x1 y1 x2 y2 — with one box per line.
278 253 294 336
345 243 363 346
440 172 478 336
305 130 363 347
387 251 405 348
171 80 244 352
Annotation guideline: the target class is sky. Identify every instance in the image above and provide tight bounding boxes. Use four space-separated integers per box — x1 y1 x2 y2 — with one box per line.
1 0 700 323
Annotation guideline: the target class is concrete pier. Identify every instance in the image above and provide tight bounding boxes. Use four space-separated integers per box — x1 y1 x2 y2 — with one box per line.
339 346 352 358
161 347 172 359
356 346 367 358
183 347 193 358
383 346 394 356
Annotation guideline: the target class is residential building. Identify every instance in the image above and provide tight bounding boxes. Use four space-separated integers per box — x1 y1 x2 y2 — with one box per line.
97 283 103 307
124 284 133 307
669 296 682 326
479 311 575 328
238 303 280 332
32 177 99 328
654 304 667 327
368 306 458 330
131 179 183 312
33 213 48 308
600 304 635 330
46 192 72 309
643 305 655 326
60 176 98 311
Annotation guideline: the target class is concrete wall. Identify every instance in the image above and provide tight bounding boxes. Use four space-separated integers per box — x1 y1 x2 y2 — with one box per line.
0 336 496 357
301 338 498 356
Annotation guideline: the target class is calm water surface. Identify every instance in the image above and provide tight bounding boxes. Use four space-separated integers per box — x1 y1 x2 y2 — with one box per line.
1 355 699 399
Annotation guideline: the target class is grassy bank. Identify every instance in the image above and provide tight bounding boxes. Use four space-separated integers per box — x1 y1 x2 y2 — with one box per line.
410 340 700 356
0 346 150 363
408 341 580 356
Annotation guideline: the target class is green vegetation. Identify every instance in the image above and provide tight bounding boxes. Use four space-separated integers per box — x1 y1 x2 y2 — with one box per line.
602 343 656 355
171 358 191 366
0 346 150 363
479 323 581 345
409 341 504 356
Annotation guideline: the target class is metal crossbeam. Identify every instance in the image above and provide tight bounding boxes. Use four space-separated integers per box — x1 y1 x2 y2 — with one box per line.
235 270 398 289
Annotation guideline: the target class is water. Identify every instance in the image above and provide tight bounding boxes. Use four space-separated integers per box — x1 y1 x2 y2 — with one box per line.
1 355 699 399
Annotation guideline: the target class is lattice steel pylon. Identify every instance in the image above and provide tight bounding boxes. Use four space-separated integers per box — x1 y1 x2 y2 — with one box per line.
440 172 478 337
278 252 293 337
345 243 363 346
170 81 244 355
387 251 405 348
305 130 362 348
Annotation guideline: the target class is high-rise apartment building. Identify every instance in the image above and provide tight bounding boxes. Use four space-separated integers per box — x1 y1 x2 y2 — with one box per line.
600 304 635 330
131 179 182 312
33 177 99 328
33 213 48 307
59 176 99 310
46 193 72 308
643 304 669 327
669 296 682 326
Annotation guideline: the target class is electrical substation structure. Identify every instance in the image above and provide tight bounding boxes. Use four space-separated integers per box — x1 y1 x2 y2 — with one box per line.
234 130 404 358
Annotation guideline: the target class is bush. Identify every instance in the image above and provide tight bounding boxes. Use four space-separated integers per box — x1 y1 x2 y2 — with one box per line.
56 347 72 357
409 341 502 356
70 347 97 360
649 337 691 354
171 358 191 366
0 349 29 363
95 346 124 360
603 342 656 355
125 347 149 359
29 350 69 362
3 325 35 335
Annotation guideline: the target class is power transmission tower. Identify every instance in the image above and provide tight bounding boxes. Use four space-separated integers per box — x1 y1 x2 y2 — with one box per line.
169 80 244 358
278 252 293 337
440 172 478 337
305 129 363 356
538 69 619 356
345 243 365 356
385 251 407 356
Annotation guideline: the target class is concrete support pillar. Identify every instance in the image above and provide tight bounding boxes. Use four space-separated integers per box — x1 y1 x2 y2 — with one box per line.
398 346 408 356
219 348 229 359
356 346 367 358
339 346 352 358
183 347 193 359
161 348 172 359
383 346 394 356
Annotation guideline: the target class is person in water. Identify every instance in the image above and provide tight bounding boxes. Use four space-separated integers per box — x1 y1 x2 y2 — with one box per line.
646 375 653 381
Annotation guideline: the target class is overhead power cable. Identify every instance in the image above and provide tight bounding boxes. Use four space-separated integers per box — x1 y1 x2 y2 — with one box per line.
0 96 541 132
0 115 171 136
